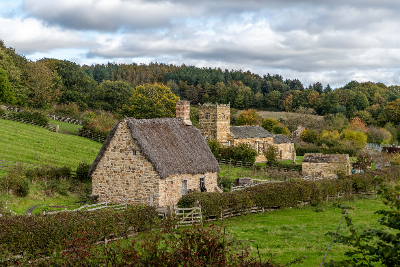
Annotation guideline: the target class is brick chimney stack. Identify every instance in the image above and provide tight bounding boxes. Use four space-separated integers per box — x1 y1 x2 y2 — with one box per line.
176 101 191 122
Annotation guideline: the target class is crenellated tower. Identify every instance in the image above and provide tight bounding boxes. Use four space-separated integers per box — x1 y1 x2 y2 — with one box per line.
199 103 230 143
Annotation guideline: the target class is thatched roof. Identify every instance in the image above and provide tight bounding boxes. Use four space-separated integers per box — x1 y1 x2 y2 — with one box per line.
273 134 294 144
89 118 219 179
303 153 349 163
230 126 273 139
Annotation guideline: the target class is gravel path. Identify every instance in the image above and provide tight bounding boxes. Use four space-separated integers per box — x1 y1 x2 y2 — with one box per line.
26 205 42 215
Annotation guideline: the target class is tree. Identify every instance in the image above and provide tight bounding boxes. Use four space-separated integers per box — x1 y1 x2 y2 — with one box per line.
367 127 392 145
120 83 180 119
261 118 280 132
325 113 348 131
378 99 400 126
349 117 368 133
0 66 16 104
235 109 261 125
100 80 134 112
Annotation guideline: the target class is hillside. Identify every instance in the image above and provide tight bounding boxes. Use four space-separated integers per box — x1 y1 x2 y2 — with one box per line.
0 119 102 170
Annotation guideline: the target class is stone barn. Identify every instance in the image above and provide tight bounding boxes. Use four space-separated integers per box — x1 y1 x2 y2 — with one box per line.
302 153 351 178
89 110 220 207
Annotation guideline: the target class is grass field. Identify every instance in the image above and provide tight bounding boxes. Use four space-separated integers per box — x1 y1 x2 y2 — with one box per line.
0 118 102 170
49 119 82 135
217 197 388 266
256 110 324 121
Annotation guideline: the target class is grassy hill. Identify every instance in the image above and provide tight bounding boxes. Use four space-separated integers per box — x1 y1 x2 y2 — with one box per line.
0 118 102 170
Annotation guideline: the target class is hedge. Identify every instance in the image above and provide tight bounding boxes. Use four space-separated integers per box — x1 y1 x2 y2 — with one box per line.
0 205 158 257
178 167 400 217
295 143 359 157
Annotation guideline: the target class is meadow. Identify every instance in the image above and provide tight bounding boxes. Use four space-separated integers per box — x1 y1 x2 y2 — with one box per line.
0 118 101 170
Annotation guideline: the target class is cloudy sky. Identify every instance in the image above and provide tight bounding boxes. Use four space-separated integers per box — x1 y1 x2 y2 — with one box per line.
1 0 400 88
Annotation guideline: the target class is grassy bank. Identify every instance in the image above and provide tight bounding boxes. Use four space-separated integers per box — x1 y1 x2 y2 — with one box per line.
219 197 388 266
0 118 101 170
49 119 82 135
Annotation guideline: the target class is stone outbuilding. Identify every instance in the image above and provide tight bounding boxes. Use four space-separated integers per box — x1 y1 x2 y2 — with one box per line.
273 135 296 160
198 103 296 162
89 106 220 207
302 153 351 178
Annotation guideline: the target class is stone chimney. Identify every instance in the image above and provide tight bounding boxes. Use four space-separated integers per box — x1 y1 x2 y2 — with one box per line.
176 101 192 125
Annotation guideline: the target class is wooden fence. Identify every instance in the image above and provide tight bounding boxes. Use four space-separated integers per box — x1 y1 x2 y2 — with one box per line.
175 206 202 226
230 179 285 191
218 158 253 168
0 160 42 171
48 114 82 125
1 113 56 132
78 128 106 143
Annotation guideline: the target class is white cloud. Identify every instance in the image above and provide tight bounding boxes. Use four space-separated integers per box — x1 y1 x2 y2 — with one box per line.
0 17 86 54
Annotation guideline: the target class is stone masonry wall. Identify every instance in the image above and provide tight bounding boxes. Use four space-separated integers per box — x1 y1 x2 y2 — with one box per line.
274 143 296 160
92 120 161 206
302 161 351 178
159 172 218 207
216 105 230 143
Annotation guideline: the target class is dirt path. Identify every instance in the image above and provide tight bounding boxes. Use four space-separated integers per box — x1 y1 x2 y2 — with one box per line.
26 205 42 215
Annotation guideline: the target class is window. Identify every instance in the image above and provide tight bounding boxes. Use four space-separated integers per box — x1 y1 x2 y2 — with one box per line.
227 141 231 146
254 141 259 152
182 180 188 195
205 113 211 119
289 147 292 153
132 151 136 156
199 177 205 186
221 113 225 119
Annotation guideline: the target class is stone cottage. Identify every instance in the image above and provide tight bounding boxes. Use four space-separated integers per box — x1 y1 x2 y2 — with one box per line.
198 103 296 162
89 101 220 207
302 153 351 178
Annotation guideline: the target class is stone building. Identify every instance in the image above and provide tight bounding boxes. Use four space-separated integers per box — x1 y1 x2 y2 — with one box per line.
199 103 296 162
302 153 351 178
89 101 220 207
273 135 295 160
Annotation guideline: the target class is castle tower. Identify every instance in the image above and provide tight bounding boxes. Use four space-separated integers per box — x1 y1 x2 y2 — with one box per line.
199 103 230 143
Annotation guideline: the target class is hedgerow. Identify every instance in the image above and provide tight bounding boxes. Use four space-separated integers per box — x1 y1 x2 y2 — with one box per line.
0 205 158 257
178 167 400 217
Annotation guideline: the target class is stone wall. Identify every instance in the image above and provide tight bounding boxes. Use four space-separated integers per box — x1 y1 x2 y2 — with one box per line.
274 143 296 160
302 154 351 178
159 172 218 206
176 101 191 121
92 120 161 206
91 120 218 207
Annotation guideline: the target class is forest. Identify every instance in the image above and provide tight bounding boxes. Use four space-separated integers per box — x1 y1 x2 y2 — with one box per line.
0 40 399 131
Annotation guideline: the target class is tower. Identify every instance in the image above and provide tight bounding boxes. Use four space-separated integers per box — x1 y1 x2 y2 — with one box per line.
199 103 230 143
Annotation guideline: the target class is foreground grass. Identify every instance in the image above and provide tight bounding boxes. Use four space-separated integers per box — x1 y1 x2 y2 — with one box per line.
218 197 388 266
0 118 101 170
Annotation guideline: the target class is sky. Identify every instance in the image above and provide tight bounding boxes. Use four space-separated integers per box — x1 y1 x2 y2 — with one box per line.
1 0 400 88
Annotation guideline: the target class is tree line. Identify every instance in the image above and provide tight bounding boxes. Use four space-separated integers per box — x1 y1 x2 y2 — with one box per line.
0 40 399 129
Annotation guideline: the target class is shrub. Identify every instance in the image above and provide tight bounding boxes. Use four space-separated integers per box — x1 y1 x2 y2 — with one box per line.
208 140 258 164
11 110 49 126
235 109 261 125
76 161 92 181
25 166 72 181
295 142 359 156
52 102 81 118
82 110 117 137
264 145 277 164
0 166 30 197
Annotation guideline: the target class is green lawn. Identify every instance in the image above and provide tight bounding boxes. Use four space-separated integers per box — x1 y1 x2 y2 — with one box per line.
49 119 82 135
0 118 102 170
217 197 388 266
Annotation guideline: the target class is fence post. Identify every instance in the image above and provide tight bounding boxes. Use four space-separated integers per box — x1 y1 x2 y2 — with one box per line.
85 203 88 211
55 125 59 133
230 183 233 192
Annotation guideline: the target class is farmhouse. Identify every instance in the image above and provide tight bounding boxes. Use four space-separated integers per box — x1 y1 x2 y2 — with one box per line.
302 153 351 178
198 103 296 162
89 101 220 207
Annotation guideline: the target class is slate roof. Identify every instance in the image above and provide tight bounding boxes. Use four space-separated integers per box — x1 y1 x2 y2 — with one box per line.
229 126 273 139
273 134 294 144
302 153 349 163
89 118 220 179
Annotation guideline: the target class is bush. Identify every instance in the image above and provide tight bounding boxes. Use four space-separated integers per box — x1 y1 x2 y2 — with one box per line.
82 110 117 137
264 145 277 164
76 161 92 181
11 110 49 126
25 166 72 181
269 161 302 172
0 166 30 197
208 140 258 164
52 103 81 118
